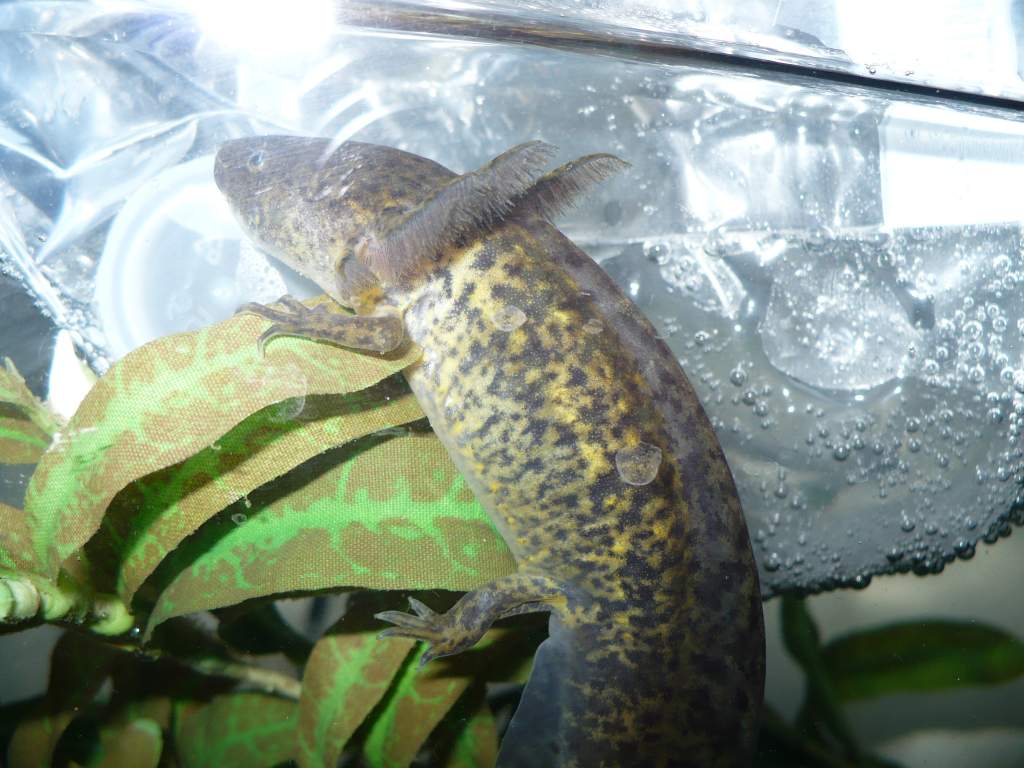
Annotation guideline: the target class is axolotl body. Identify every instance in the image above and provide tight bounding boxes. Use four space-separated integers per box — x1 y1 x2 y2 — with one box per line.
214 136 764 767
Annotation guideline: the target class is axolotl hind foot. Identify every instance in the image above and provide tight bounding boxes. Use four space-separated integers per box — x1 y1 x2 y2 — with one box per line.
375 573 574 666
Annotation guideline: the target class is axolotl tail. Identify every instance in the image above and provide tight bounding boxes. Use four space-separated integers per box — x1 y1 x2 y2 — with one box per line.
497 618 572 767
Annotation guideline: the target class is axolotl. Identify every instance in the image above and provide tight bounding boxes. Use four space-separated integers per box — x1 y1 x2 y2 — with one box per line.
214 136 765 767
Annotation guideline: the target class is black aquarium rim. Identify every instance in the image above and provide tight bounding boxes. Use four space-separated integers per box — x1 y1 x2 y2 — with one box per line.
336 0 1024 118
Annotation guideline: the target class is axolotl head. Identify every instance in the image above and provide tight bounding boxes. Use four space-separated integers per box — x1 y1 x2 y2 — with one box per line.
214 135 455 309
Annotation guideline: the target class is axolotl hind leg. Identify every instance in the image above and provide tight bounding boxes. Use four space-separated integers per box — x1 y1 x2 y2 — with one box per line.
237 296 405 354
374 572 577 666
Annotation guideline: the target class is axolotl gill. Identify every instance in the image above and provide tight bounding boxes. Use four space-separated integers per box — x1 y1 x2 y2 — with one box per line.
214 136 765 767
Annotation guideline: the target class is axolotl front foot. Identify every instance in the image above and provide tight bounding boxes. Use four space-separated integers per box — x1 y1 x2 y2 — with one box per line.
237 295 405 354
375 573 573 666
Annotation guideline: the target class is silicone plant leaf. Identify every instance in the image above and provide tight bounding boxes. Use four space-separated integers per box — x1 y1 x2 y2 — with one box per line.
0 409 52 464
7 629 119 767
146 431 515 634
0 357 62 436
781 596 861 761
0 502 38 573
439 685 500 768
362 627 526 768
822 619 1024 701
25 296 420 578
106 378 423 603
86 718 163 768
0 357 58 464
174 692 298 768
297 595 416 768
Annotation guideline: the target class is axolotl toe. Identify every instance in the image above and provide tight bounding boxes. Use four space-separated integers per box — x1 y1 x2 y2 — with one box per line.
215 136 765 767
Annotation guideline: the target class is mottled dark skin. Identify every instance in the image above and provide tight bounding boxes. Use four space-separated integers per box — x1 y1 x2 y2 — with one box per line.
215 136 765 767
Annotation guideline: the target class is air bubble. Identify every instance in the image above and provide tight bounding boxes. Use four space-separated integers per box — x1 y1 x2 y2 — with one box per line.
615 441 663 486
583 318 604 335
231 512 247 525
729 367 747 386
490 305 526 332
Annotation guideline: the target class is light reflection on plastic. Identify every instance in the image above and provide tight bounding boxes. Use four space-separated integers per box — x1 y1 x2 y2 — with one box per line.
47 330 96 421
880 103 1024 228
172 0 336 57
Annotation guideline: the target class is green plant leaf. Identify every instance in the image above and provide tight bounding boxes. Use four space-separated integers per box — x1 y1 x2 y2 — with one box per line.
0 410 51 464
363 624 540 768
25 297 420 578
174 692 297 768
0 502 38 573
0 697 42 764
105 379 423 602
145 431 516 634
297 597 416 768
435 684 500 768
87 718 163 768
361 645 474 768
0 357 61 437
781 596 861 761
444 698 499 768
7 630 118 767
822 619 1024 701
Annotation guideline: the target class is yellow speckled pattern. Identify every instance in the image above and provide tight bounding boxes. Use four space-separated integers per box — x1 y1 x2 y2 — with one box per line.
215 137 765 768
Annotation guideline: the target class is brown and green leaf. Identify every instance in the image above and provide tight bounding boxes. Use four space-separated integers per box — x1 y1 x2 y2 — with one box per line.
0 357 59 465
362 618 543 767
145 431 515 634
3 297 539 767
174 692 298 768
86 718 163 768
0 357 61 433
436 685 500 768
7 630 119 767
296 595 416 768
0 404 52 464
102 378 423 603
25 298 420 578
0 502 38 573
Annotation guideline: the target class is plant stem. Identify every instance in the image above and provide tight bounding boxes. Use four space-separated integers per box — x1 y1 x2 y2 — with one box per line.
781 595 862 761
107 642 302 700
0 569 132 635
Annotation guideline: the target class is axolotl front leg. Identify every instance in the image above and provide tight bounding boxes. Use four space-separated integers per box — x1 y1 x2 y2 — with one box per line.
237 296 406 354
227 139 568 358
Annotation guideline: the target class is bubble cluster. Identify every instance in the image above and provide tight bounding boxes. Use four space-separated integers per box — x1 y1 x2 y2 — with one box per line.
602 223 1024 595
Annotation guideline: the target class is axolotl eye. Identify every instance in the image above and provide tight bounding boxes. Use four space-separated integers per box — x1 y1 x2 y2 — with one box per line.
246 150 265 172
